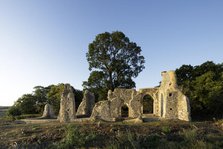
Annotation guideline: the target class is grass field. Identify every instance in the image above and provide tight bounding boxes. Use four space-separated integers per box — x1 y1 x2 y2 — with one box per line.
0 117 222 149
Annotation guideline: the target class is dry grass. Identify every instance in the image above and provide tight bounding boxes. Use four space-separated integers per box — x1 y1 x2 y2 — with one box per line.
0 118 222 149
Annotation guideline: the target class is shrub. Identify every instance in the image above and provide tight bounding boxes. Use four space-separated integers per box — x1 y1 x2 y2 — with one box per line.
55 124 98 148
7 105 21 116
161 126 171 134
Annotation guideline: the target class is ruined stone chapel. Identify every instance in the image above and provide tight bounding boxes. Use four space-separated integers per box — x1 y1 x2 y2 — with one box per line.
54 70 191 123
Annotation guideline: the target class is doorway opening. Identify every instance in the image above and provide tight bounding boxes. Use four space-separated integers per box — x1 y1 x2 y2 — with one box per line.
143 95 153 114
121 105 129 118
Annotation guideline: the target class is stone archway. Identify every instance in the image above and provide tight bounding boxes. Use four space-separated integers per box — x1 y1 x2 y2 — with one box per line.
139 88 158 116
142 94 154 114
121 104 129 118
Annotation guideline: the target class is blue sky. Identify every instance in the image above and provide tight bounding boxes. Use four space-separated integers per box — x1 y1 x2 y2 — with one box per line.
0 0 223 106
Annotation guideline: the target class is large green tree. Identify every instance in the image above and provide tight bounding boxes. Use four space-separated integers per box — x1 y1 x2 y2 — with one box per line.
47 84 65 114
83 31 145 101
176 61 223 120
33 86 49 113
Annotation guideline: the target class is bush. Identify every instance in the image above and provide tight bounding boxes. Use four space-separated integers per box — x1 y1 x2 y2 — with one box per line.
140 134 161 149
112 130 140 149
54 124 98 149
162 126 171 134
7 105 21 116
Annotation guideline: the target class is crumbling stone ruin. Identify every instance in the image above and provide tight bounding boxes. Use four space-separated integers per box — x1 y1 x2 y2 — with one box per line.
41 103 55 118
91 70 191 121
139 71 191 121
91 88 143 121
76 90 95 116
57 71 191 123
57 84 76 122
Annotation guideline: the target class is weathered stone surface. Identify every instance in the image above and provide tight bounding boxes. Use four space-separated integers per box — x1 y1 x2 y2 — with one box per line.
91 88 142 121
76 90 95 116
138 88 159 115
91 100 112 121
41 103 55 118
140 70 191 121
91 70 191 122
57 84 76 122
129 93 143 118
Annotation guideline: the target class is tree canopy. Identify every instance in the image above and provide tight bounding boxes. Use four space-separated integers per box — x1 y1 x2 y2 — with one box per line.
83 31 145 101
176 61 223 120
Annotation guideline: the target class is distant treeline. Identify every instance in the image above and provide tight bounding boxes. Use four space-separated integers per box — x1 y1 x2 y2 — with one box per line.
7 84 83 116
7 61 223 120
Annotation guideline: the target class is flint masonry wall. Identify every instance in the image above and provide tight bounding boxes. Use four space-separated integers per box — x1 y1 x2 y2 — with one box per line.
57 84 76 122
76 90 95 116
140 71 191 121
91 88 143 121
41 103 55 118
91 70 191 121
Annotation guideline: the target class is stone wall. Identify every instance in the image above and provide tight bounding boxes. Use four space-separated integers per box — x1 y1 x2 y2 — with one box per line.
91 88 142 121
41 103 55 118
58 71 191 122
138 88 159 115
91 70 191 122
57 84 76 122
159 71 191 121
76 90 95 116
140 71 191 121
